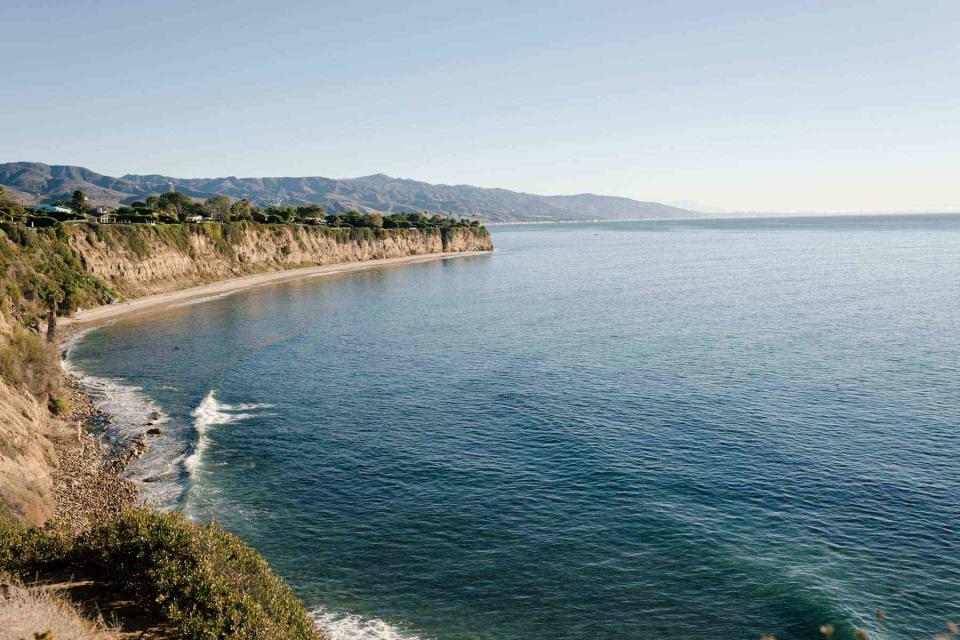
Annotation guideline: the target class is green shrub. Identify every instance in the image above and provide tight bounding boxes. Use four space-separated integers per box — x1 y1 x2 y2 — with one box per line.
0 223 117 332
81 510 322 640
25 216 60 228
197 223 236 258
48 394 72 416
0 510 322 640
0 514 76 574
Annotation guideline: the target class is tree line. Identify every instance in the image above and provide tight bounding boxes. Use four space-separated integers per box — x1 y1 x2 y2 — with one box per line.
0 187 482 229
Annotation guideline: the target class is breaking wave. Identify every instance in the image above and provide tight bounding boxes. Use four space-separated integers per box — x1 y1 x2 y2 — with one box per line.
185 390 272 477
311 608 424 640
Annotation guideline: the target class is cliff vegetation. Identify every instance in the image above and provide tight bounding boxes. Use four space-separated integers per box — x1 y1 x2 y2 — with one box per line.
1 509 321 639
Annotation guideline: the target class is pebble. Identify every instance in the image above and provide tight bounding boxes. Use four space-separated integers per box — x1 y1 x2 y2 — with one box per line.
49 337 145 534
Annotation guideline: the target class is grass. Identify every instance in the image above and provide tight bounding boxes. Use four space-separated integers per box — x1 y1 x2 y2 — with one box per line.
0 326 61 399
0 574 117 640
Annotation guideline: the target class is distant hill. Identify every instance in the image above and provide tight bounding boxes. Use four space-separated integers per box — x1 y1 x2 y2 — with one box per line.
0 162 698 223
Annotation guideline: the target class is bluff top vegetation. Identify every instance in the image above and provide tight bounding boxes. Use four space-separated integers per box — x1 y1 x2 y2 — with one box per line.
0 161 697 223
2 185 485 230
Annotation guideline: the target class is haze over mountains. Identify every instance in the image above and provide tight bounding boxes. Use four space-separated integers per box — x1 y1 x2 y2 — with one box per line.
0 162 697 223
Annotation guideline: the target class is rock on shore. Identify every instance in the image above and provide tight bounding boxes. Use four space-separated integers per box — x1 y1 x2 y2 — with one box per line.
49 348 143 534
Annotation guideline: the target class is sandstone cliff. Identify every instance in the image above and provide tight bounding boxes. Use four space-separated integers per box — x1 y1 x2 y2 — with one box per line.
0 377 62 524
69 223 493 298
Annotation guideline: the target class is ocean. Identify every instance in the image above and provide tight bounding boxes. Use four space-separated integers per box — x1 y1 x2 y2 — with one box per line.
66 215 960 640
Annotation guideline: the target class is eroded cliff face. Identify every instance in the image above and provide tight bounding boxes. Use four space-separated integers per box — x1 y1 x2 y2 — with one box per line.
0 378 60 525
68 224 493 298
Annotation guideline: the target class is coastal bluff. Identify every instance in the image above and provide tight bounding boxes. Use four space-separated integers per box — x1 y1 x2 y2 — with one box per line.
69 222 493 298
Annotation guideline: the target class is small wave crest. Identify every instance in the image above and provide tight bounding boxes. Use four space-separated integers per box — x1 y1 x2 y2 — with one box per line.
311 608 424 640
185 390 272 476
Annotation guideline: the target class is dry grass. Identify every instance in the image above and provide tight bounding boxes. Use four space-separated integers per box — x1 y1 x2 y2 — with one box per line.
0 575 117 640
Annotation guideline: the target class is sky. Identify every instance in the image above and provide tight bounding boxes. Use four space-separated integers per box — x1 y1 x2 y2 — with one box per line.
2 0 958 212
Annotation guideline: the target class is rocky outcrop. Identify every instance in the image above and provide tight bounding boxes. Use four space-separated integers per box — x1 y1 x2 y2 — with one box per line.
68 223 493 298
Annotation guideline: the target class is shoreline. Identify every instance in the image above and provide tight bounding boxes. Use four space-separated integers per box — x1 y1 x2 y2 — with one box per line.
42 248 492 635
51 249 491 524
64 250 491 329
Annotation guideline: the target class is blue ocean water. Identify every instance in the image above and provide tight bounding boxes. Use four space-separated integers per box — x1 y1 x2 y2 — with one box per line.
68 216 960 640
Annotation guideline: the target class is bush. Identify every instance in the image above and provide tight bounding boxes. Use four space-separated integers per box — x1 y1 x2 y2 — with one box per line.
0 509 322 640
0 514 76 574
0 223 117 332
81 510 321 640
25 216 60 228
48 394 72 416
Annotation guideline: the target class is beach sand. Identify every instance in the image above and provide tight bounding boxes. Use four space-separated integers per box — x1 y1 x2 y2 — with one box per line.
64 251 490 329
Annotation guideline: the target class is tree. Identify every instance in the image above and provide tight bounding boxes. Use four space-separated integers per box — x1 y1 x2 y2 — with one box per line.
265 205 295 222
204 195 232 221
230 199 254 221
157 191 194 221
295 204 326 220
69 190 89 216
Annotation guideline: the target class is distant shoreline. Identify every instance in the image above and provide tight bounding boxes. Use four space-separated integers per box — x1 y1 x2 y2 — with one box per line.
64 250 491 329
485 210 960 226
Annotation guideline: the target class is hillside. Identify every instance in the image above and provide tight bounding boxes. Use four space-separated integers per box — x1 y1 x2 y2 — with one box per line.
0 162 698 223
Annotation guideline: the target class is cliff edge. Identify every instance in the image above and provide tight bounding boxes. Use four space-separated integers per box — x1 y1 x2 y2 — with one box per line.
70 223 493 297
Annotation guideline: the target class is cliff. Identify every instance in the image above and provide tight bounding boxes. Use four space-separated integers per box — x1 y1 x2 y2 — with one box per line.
69 223 493 297
0 376 61 525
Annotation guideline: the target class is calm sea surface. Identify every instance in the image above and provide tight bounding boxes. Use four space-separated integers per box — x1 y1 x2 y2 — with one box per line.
68 216 960 640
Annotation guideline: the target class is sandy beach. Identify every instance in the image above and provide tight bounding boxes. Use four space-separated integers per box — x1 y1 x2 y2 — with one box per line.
64 250 490 329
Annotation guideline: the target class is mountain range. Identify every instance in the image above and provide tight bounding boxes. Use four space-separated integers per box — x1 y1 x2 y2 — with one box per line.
0 162 698 223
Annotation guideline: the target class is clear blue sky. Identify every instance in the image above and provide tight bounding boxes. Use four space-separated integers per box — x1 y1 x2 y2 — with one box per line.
2 1 958 212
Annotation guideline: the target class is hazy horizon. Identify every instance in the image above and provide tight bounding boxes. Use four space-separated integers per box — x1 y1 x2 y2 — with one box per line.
7 159 960 216
3 1 958 213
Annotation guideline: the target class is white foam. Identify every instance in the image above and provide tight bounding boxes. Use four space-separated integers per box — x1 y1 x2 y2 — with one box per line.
185 390 272 476
311 608 425 640
63 339 183 508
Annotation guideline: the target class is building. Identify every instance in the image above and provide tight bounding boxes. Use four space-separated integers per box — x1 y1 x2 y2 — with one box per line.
185 214 204 223
35 204 74 215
